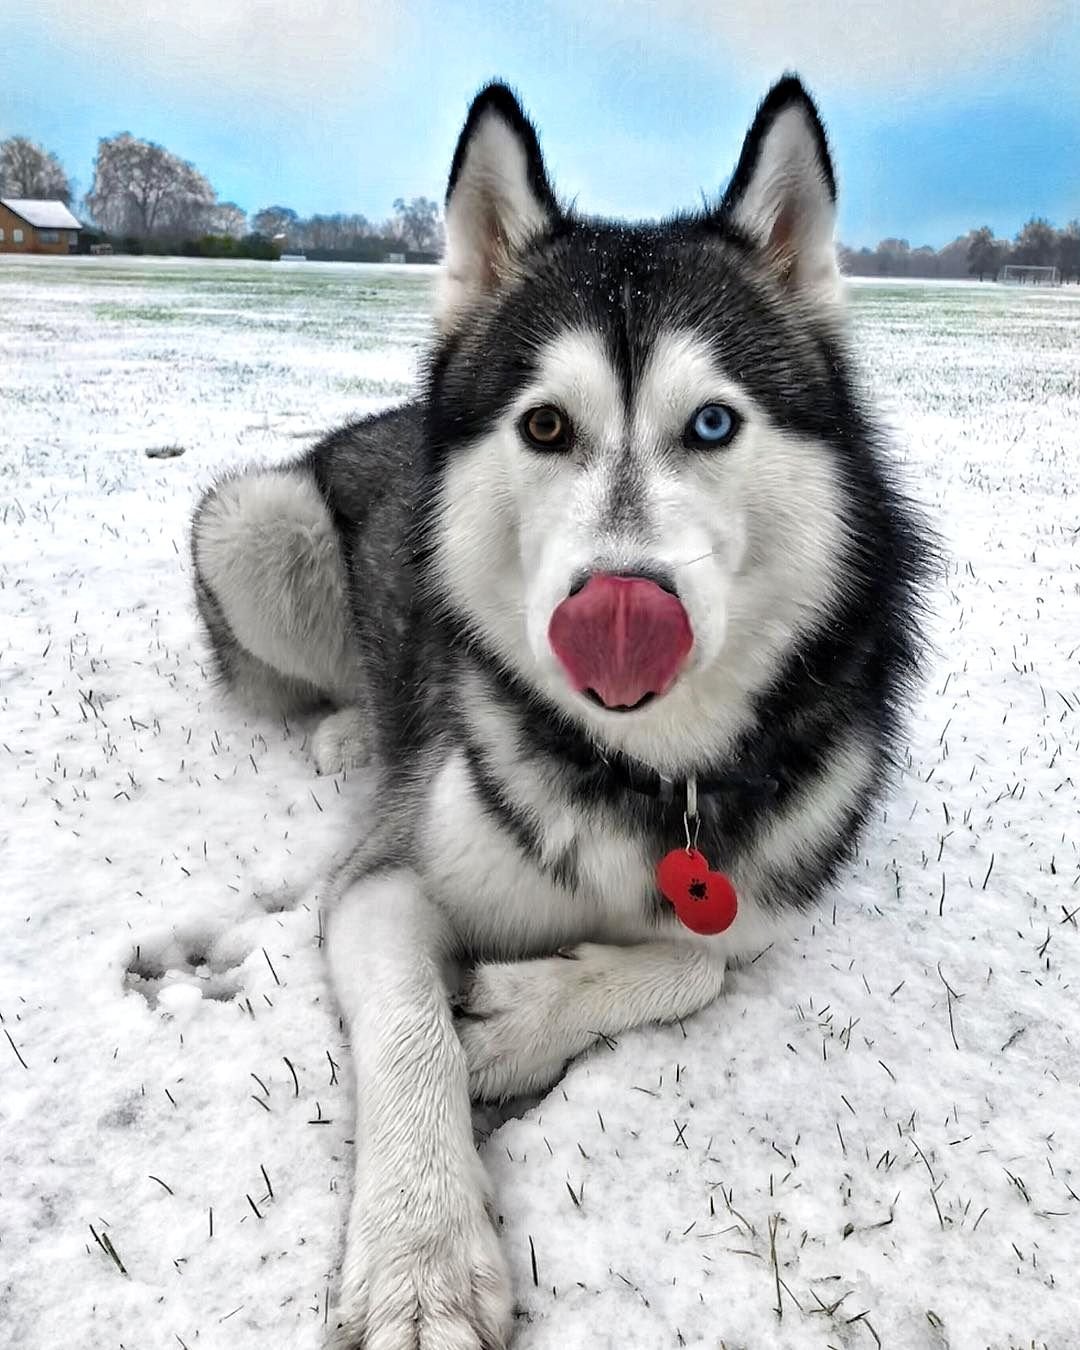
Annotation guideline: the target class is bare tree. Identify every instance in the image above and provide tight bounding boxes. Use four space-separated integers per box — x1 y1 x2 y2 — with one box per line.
875 238 911 276
1013 217 1058 267
936 236 974 279
0 137 72 204
1058 221 1080 284
392 196 442 251
966 226 1003 282
86 135 215 240
304 213 341 250
208 202 248 238
251 205 299 240
335 213 372 248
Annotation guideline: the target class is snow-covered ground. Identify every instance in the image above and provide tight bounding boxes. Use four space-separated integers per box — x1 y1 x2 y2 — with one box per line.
2 255 1079 1350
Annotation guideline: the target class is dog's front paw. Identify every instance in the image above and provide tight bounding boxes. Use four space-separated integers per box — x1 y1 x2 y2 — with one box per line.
456 952 593 1102
330 1174 512 1349
312 707 370 775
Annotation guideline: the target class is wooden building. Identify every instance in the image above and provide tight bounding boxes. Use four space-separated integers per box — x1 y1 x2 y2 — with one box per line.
0 199 81 254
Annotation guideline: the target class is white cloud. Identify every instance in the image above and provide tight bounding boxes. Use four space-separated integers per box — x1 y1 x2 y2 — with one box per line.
603 0 1068 90
22 0 400 108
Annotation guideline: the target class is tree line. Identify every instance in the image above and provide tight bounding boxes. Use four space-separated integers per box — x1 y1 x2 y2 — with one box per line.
1 131 1076 279
0 133 442 260
842 218 1078 282
249 200 442 258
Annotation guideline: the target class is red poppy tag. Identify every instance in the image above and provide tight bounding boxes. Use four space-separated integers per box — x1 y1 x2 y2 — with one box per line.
656 848 738 935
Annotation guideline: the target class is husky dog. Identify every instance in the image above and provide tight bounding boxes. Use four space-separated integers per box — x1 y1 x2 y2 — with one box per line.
191 76 928 1348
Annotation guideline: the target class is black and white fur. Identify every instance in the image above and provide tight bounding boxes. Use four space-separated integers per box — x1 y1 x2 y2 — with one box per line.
191 77 929 1349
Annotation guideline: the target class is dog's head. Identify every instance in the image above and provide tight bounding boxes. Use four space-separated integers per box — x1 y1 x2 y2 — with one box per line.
425 78 857 767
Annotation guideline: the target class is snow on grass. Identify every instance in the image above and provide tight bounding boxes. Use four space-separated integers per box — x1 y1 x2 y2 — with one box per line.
2 256 1079 1349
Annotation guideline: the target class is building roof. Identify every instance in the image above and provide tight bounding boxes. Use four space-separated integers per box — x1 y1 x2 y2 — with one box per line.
1 199 82 230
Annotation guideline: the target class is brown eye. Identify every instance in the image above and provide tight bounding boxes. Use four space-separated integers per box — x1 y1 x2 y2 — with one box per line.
520 405 571 451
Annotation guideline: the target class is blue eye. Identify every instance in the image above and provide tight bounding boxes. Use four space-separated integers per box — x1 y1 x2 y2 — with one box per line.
687 403 739 448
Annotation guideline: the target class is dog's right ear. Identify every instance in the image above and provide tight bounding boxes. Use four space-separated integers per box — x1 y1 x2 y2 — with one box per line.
437 83 559 335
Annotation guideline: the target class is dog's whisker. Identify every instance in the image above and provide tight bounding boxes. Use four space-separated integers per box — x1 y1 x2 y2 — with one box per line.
674 549 723 570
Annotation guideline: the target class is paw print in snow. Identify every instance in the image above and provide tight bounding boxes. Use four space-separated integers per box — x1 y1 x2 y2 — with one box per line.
124 926 250 1014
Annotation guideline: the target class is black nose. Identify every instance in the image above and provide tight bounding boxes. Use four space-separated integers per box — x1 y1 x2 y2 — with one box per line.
568 565 679 598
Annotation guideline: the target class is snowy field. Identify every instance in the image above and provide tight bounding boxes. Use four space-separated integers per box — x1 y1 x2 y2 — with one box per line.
2 255 1079 1350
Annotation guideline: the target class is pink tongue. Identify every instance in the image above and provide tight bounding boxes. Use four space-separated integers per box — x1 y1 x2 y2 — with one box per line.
548 574 693 710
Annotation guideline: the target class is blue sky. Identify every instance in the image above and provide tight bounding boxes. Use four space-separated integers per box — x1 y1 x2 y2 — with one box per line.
3 0 1077 248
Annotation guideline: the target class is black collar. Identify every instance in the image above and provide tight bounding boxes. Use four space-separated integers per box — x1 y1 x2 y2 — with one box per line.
593 752 778 808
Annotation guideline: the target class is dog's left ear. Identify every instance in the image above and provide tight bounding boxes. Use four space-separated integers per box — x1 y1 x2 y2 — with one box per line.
437 82 560 335
719 76 840 307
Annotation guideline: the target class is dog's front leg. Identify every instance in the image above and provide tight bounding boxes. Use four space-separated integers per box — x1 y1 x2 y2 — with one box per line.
457 939 728 1102
328 869 511 1349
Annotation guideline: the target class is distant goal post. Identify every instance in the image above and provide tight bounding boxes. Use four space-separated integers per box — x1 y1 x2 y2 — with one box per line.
998 264 1061 286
